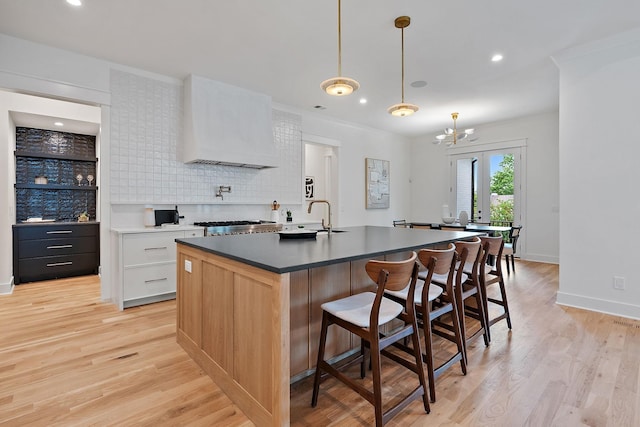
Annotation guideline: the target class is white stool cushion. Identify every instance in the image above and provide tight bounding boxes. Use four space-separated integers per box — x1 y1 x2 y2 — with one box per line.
385 280 443 305
321 292 403 328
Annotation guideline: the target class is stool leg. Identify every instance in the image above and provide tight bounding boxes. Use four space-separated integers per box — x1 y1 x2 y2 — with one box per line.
511 255 516 273
409 321 430 413
420 305 436 403
370 334 384 426
505 255 511 274
311 312 330 407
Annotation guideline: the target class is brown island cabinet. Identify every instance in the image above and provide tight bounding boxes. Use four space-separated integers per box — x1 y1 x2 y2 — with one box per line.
175 225 480 426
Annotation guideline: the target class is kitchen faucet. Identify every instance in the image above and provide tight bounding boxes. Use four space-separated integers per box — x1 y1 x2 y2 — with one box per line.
307 200 332 233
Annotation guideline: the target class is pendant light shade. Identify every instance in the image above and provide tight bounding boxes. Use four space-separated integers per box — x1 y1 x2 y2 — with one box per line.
388 16 418 117
321 0 359 96
321 76 360 96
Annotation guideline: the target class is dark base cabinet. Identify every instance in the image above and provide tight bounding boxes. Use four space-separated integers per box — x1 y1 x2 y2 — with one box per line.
13 222 100 284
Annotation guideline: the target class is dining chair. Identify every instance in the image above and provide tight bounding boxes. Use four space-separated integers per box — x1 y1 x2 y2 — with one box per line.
503 225 522 274
385 244 467 403
311 252 429 426
479 236 511 341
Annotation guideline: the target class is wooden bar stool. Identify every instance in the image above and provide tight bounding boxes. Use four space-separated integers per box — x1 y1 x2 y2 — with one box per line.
479 236 511 341
311 252 429 426
385 244 467 403
454 237 490 352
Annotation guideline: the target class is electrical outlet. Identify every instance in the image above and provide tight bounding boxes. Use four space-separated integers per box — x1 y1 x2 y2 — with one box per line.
185 259 192 273
613 276 625 290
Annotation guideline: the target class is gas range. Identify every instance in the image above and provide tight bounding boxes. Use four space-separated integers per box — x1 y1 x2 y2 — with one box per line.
194 220 282 236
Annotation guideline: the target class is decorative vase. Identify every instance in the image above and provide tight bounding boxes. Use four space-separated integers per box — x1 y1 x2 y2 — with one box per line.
459 210 469 226
144 205 155 227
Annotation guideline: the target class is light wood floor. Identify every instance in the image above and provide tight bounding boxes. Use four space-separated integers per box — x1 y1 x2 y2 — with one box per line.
1 261 639 426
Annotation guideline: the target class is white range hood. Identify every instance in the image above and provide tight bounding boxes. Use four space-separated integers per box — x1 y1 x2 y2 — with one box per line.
182 75 278 169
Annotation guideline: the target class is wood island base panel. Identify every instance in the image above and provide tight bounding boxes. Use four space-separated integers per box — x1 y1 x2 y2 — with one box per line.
176 244 290 427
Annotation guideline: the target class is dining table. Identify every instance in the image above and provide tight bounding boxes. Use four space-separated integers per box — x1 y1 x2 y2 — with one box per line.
409 222 511 236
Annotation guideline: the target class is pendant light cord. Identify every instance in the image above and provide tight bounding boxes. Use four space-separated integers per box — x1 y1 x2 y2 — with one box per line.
401 26 405 103
337 0 342 76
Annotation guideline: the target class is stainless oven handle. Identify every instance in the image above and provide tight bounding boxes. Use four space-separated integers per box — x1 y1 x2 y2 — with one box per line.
47 244 73 249
46 230 73 234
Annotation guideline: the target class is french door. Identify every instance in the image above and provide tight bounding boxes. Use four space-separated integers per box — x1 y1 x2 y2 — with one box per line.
450 147 522 225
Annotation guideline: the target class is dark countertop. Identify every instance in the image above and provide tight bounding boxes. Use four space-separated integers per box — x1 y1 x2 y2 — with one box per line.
176 225 481 274
13 221 100 227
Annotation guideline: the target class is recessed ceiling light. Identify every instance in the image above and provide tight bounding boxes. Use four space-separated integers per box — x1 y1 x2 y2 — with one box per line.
66 0 82 6
359 98 367 104
54 122 64 127
491 54 504 62
313 105 327 110
410 80 427 88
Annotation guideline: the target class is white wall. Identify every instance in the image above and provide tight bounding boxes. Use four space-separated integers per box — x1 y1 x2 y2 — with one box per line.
409 111 560 264
554 28 640 319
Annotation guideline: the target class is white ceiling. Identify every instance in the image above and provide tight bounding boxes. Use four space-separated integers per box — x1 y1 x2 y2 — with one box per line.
1 0 639 138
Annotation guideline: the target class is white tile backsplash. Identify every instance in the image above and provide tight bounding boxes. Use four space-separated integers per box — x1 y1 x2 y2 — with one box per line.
109 70 302 206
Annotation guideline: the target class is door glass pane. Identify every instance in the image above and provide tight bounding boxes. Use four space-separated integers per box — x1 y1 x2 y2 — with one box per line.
456 157 475 219
489 153 514 225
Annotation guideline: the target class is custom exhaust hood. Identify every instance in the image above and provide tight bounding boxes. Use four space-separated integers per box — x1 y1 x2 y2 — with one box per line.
182 75 278 169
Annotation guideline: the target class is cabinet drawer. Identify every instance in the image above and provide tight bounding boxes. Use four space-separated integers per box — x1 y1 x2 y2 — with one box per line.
123 232 184 266
17 223 98 240
19 236 96 258
124 263 176 300
18 253 98 283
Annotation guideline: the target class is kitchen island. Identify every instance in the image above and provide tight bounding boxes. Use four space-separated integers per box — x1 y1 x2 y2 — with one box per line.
175 225 479 426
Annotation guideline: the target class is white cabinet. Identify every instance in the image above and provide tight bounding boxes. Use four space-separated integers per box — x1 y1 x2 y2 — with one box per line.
113 227 204 309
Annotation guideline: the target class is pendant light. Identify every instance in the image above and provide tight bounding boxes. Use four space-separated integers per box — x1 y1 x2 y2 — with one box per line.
433 112 476 145
388 16 419 117
320 0 360 96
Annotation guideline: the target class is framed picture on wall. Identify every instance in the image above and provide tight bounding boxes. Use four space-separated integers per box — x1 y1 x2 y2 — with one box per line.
305 176 315 199
365 158 389 209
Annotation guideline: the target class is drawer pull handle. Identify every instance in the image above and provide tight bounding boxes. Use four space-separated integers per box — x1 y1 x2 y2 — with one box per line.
47 244 73 249
46 230 73 234
144 246 168 251
47 261 73 267
144 278 168 284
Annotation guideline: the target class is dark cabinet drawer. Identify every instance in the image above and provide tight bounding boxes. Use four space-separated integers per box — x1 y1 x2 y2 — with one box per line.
16 223 98 240
19 236 96 257
18 253 99 283
13 222 100 284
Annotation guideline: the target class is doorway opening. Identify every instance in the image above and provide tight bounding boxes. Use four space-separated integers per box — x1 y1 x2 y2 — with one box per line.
303 135 339 226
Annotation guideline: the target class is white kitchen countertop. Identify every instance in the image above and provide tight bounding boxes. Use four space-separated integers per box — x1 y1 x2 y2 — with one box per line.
111 224 205 234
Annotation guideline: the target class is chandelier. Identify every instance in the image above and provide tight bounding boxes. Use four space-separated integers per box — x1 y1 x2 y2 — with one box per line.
387 16 418 117
320 0 359 96
432 112 476 145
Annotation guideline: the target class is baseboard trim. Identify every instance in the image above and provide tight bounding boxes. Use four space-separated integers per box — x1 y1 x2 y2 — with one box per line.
557 291 640 320
0 277 15 295
523 253 559 264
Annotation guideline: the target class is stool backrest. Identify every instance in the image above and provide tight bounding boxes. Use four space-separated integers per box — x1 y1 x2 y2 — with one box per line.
454 236 481 262
365 251 418 292
479 235 504 257
417 243 456 277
